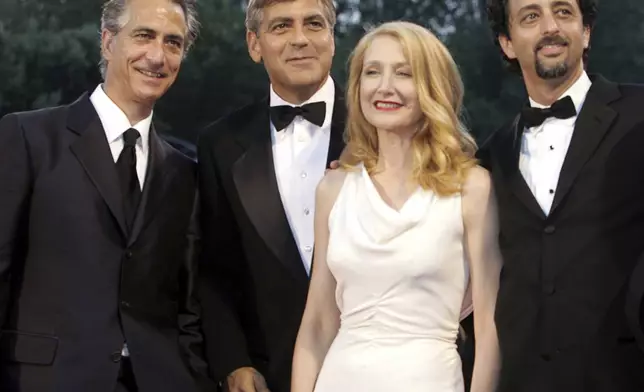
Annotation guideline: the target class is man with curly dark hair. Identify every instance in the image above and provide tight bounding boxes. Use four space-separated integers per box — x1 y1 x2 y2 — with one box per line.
478 0 644 391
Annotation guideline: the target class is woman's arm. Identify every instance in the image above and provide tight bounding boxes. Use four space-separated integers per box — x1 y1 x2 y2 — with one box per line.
462 166 502 392
291 170 345 392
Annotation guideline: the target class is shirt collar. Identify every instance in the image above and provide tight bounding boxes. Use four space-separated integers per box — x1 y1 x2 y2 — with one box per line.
89 84 152 152
269 75 335 130
528 70 592 114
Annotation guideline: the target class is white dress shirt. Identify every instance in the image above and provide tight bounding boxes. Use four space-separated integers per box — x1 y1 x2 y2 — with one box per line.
89 84 152 190
270 76 335 276
519 71 592 215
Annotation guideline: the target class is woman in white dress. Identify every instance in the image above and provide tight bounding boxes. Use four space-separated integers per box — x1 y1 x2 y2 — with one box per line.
291 21 501 392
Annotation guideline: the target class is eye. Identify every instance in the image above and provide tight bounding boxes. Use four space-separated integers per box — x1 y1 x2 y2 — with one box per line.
363 69 378 76
136 32 153 39
555 8 573 16
167 40 182 49
273 23 288 32
522 12 539 22
397 71 412 77
308 20 324 29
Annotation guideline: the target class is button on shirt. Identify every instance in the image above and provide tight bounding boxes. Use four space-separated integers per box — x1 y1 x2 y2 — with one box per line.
270 77 335 275
519 72 592 215
89 84 151 189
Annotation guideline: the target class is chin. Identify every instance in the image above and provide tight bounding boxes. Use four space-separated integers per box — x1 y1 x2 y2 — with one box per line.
288 72 325 87
134 90 163 104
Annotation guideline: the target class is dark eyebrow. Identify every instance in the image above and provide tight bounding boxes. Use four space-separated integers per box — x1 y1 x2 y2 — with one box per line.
131 27 184 43
267 16 293 27
267 13 325 27
551 0 575 9
131 27 156 35
304 14 326 23
516 3 542 15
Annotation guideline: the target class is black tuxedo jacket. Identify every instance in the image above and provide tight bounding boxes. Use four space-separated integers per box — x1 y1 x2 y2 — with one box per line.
626 252 644 353
0 93 213 392
197 86 345 392
478 75 644 392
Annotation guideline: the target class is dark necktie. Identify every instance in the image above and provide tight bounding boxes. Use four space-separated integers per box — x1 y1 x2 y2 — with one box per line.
270 101 326 131
116 128 141 233
521 95 577 128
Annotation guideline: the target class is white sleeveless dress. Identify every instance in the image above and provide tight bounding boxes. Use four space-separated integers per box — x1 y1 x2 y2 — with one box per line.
313 164 469 392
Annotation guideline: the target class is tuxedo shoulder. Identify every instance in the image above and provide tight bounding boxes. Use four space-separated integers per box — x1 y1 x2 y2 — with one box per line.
198 99 266 143
161 138 197 168
617 82 644 95
475 120 513 162
616 82 644 104
1 103 68 128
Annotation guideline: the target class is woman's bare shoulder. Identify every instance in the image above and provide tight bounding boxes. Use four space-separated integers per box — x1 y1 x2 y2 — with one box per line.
316 168 351 206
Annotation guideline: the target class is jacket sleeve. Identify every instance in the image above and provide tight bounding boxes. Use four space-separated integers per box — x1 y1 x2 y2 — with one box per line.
177 192 218 391
197 131 253 385
0 113 32 328
627 253 644 352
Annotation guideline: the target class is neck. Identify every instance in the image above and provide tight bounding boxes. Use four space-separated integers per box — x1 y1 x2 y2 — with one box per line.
524 63 584 106
272 75 329 105
102 82 153 125
376 128 415 173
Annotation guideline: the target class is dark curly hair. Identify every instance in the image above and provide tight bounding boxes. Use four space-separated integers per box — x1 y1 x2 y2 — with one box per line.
486 0 599 73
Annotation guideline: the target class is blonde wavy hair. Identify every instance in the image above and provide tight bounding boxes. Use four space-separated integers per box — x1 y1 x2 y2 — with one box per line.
340 21 478 196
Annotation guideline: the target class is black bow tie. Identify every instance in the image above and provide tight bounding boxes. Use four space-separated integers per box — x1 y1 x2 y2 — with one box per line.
270 101 326 131
521 95 576 128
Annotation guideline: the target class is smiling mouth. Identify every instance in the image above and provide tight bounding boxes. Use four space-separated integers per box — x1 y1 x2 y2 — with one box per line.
374 101 403 110
136 68 166 79
287 57 315 62
537 44 568 57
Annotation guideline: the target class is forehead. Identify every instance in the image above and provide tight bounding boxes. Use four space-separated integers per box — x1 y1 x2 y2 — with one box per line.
364 35 406 63
262 0 326 22
122 0 187 34
507 0 579 14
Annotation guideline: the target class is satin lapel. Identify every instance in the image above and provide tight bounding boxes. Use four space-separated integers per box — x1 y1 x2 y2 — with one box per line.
326 85 347 166
497 114 546 220
232 100 308 281
68 93 128 238
550 76 619 215
128 126 172 246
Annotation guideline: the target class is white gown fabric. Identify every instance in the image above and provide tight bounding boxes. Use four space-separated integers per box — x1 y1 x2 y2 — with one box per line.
313 164 470 392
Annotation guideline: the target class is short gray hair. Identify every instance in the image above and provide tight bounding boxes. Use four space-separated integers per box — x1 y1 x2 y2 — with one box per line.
245 0 336 34
99 0 200 78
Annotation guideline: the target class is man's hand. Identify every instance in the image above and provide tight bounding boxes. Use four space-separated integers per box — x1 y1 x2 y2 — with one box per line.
225 367 270 392
325 159 340 174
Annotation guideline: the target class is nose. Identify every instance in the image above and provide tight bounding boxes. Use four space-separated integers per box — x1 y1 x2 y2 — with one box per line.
145 40 165 66
540 10 561 36
290 24 310 48
376 72 395 95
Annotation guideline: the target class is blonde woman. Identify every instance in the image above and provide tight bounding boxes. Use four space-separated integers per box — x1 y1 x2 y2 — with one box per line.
291 21 501 392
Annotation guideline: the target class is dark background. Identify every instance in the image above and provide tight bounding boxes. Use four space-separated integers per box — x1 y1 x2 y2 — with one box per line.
1 0 643 148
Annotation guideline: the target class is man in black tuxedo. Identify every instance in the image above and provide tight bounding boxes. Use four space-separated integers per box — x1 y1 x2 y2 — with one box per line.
479 0 644 390
0 0 213 391
197 0 344 391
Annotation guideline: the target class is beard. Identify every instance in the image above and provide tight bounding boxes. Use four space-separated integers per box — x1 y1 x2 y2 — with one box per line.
533 34 571 79
535 58 569 79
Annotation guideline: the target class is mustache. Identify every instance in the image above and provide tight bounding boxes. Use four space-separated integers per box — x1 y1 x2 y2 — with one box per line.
535 35 569 51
